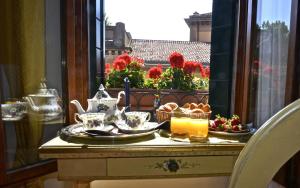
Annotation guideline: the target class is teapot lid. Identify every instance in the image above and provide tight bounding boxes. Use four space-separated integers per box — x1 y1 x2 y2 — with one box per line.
29 78 57 97
93 84 111 99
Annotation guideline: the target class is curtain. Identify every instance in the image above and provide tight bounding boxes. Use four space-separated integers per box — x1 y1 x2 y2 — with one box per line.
0 0 46 169
252 0 291 127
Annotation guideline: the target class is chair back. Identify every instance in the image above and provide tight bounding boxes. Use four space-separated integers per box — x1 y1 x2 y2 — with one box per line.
228 99 300 188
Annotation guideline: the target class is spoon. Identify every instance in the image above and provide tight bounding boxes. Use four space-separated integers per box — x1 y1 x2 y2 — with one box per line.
83 125 115 136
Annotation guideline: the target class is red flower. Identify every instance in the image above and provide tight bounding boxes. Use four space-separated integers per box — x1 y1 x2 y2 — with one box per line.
169 52 184 68
148 64 163 79
204 66 210 78
112 59 127 71
253 60 260 69
183 61 197 74
197 63 206 77
263 65 273 74
129 57 144 69
117 53 131 65
105 63 111 74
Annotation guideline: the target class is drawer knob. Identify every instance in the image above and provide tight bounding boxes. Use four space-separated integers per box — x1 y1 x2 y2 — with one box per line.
164 159 179 172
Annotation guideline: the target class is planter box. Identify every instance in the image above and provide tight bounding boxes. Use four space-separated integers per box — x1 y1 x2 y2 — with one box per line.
107 88 209 111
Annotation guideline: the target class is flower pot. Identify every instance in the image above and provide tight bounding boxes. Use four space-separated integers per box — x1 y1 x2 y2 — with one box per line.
107 88 209 111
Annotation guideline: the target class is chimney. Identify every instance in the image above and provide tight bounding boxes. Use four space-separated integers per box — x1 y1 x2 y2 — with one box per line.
113 22 126 48
185 12 212 43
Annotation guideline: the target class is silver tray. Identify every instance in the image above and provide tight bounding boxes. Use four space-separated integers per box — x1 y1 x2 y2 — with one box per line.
59 124 157 144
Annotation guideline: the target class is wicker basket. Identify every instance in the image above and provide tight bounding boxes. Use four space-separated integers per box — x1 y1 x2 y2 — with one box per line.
156 110 212 123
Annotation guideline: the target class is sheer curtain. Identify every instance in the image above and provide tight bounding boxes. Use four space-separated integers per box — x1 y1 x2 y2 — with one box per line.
253 0 291 126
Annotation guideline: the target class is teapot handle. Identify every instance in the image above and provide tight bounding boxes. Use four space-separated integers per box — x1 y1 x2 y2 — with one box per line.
146 112 151 122
74 113 82 124
116 91 125 104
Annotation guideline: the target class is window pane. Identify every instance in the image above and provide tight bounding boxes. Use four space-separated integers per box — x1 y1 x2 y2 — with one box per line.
102 0 212 110
0 0 65 170
96 0 100 19
96 20 101 48
249 0 292 127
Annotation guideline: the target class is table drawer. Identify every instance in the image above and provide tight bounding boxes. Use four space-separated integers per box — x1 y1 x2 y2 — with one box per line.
107 156 235 177
58 159 107 179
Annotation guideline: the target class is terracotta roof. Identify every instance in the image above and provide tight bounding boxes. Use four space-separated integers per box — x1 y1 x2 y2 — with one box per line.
129 39 210 66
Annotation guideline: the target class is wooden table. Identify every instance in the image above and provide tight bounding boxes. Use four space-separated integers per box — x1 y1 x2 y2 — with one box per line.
39 132 246 188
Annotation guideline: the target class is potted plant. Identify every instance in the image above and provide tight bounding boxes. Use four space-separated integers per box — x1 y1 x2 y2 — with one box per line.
105 52 209 110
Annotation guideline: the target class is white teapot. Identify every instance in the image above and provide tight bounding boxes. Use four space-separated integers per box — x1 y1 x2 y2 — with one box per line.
70 84 125 124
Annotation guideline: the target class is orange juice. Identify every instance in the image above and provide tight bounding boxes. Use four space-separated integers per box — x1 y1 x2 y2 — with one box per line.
170 117 189 135
188 118 208 138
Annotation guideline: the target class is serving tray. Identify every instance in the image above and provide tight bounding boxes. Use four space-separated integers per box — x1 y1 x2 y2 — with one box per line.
59 123 157 144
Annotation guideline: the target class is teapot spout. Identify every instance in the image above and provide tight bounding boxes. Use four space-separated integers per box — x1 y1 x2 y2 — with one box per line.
70 100 86 114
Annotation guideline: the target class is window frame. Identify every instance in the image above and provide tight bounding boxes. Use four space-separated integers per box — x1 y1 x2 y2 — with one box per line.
233 0 300 123
233 0 300 186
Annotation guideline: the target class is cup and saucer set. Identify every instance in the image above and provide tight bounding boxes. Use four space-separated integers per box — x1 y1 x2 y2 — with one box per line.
66 85 163 139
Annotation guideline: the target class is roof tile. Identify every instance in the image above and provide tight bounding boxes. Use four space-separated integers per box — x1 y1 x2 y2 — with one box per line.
129 39 210 65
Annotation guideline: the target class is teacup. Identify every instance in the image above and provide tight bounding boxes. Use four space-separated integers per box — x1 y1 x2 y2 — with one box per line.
74 113 105 130
1 101 27 120
125 111 151 128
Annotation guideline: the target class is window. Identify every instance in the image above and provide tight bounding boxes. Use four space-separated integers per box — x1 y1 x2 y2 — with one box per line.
248 0 292 127
94 0 238 116
0 0 65 185
235 0 299 127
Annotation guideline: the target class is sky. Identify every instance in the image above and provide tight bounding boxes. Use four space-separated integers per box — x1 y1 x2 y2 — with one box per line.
256 0 291 27
105 0 213 41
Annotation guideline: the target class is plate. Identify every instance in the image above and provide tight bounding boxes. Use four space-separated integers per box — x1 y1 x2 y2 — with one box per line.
209 120 252 136
59 123 156 142
209 130 251 137
114 120 162 134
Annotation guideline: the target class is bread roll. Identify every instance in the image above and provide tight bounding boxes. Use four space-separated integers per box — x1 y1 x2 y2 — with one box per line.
202 104 211 112
163 105 173 112
166 102 178 110
191 108 204 113
182 103 190 109
190 103 198 110
197 103 204 109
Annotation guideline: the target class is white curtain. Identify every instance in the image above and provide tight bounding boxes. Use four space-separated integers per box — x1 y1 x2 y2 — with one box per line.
254 0 291 126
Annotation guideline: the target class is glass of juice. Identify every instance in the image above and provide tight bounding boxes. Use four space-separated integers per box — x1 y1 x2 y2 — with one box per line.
170 112 189 136
188 112 210 142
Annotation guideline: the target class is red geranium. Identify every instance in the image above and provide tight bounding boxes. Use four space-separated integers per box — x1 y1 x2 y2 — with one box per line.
198 63 206 77
183 61 197 74
112 59 127 71
105 63 111 74
117 53 131 65
204 66 210 78
169 52 184 68
129 57 144 69
148 64 163 79
253 60 260 69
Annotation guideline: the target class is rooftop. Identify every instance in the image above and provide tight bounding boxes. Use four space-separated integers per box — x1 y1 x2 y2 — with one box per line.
129 39 210 66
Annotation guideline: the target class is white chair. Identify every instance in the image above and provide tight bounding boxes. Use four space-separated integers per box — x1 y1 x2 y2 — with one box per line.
228 99 300 188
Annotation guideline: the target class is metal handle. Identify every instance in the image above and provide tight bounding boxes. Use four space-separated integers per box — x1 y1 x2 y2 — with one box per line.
163 159 180 172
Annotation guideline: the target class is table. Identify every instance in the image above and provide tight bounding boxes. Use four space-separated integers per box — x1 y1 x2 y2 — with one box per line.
39 132 246 188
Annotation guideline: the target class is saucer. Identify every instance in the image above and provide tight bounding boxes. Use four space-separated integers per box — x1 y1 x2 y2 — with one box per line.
114 120 161 134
